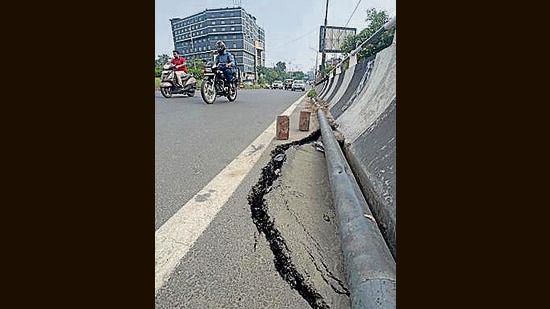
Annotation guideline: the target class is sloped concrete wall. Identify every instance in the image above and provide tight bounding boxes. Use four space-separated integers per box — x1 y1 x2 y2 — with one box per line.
326 60 357 109
323 67 345 103
320 38 396 258
330 56 375 120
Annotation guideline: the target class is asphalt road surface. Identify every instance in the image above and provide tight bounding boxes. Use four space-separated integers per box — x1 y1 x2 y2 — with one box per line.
155 87 349 308
155 88 304 230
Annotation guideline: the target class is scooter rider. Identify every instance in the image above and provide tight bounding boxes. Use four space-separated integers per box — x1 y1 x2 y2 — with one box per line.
214 41 235 88
170 50 188 87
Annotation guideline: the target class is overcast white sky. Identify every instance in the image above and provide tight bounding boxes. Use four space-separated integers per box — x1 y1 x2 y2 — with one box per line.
155 0 396 72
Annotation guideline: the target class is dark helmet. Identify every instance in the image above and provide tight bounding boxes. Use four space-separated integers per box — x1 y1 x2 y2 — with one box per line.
216 40 226 53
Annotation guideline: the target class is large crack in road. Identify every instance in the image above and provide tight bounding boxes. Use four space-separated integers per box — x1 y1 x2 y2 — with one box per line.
247 130 349 309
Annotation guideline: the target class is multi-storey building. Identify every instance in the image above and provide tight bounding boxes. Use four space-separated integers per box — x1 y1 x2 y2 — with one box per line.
170 6 265 82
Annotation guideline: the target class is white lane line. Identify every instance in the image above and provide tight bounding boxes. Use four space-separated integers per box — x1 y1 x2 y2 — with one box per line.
155 96 305 294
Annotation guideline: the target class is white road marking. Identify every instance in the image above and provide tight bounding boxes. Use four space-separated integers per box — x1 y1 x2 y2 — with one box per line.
155 95 305 294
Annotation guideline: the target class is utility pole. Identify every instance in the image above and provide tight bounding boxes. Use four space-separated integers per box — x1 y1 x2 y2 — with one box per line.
320 0 329 75
288 61 292 79
315 51 319 79
309 47 320 80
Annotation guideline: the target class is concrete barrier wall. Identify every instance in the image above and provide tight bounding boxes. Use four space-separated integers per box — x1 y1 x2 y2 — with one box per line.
326 57 358 109
321 37 396 259
321 70 341 102
330 56 375 120
319 72 334 98
324 67 345 103
314 80 327 96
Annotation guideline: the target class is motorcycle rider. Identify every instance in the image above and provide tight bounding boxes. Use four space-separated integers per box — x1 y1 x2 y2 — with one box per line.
214 41 235 89
170 50 188 87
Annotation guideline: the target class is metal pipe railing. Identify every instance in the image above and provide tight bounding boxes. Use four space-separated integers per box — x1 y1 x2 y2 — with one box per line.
317 108 396 308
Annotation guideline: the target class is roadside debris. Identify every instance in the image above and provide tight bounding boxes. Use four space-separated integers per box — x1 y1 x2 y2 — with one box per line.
313 141 325 153
274 153 286 162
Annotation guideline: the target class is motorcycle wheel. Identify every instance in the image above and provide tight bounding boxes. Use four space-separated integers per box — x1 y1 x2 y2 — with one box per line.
227 82 237 102
201 81 216 104
187 89 195 97
160 87 173 98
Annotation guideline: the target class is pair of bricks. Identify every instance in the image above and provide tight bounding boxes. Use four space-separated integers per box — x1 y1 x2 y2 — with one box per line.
276 110 311 140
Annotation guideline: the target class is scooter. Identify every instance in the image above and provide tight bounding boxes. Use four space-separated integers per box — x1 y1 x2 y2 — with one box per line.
159 63 197 98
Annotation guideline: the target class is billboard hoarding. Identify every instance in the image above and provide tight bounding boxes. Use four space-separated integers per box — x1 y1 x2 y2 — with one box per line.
319 25 356 53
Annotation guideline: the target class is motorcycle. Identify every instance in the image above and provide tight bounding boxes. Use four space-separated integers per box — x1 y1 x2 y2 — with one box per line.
200 61 238 104
159 63 197 98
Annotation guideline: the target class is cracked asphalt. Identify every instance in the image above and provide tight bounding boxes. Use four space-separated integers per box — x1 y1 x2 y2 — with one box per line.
260 143 350 308
155 96 350 308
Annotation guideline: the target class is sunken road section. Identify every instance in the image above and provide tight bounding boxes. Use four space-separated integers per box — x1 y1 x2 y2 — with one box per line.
247 130 343 309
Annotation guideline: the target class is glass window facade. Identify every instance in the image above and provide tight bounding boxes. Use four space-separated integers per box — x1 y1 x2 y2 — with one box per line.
170 7 265 79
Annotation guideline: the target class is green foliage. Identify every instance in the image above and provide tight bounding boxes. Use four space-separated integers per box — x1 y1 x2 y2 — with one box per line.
275 61 286 73
187 57 205 80
155 54 170 67
188 67 203 80
256 66 274 83
307 89 317 98
288 71 305 80
340 35 359 55
256 63 308 85
258 75 268 85
155 77 160 90
155 54 170 77
188 57 205 69
339 8 395 61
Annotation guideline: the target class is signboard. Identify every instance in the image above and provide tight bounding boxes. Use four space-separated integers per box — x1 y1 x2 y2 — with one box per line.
319 25 356 53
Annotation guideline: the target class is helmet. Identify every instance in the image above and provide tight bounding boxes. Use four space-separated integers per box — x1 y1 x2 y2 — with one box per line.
216 40 226 53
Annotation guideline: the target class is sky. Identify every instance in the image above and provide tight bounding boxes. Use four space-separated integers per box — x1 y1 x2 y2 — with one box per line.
155 0 396 73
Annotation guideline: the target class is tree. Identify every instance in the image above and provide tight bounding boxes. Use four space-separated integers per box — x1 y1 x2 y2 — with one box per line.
256 66 272 84
275 61 286 75
289 71 305 80
340 8 395 60
256 65 288 84
252 63 307 85
155 54 170 67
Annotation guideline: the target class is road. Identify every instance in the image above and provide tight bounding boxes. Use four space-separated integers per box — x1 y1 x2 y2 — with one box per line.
155 88 349 308
155 88 304 230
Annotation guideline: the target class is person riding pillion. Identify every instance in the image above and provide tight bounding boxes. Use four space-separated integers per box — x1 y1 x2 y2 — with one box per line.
214 41 235 87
